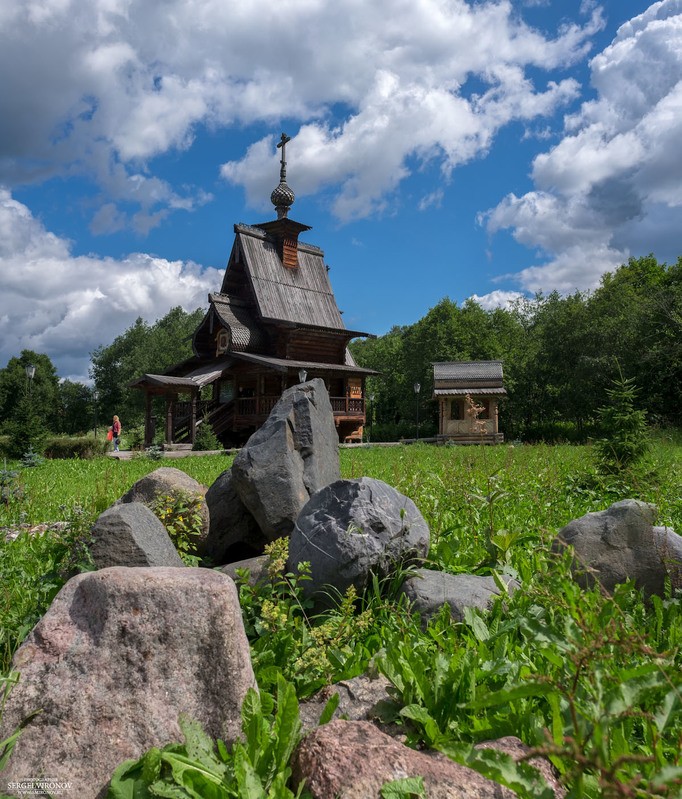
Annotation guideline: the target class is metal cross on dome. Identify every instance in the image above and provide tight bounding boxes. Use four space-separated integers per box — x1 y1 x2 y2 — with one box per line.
277 132 291 182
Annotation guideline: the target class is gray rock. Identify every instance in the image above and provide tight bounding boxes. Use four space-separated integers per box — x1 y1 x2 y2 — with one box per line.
117 466 210 552
0 567 257 799
288 477 429 606
298 673 400 738
400 568 519 624
205 468 265 564
219 554 272 587
553 499 678 596
653 525 682 591
292 720 565 799
89 502 185 568
232 379 340 541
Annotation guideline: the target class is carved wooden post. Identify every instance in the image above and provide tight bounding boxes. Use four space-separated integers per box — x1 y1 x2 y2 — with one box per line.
144 392 153 447
189 390 197 445
165 394 174 444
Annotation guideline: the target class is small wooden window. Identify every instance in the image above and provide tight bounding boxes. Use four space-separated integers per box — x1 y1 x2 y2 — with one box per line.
450 399 464 420
216 329 230 355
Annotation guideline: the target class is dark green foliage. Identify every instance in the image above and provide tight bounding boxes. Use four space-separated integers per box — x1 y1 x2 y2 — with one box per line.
58 379 96 435
351 255 682 440
42 435 109 460
192 418 222 451
595 371 649 471
0 465 23 508
0 350 60 434
90 306 205 428
3 390 48 458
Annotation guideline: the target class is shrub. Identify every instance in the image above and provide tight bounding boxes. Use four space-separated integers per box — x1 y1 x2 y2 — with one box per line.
595 370 649 472
0 464 24 508
43 436 109 460
192 418 222 451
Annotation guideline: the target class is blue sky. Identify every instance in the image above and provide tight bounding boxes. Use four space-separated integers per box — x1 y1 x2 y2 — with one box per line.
1 0 681 381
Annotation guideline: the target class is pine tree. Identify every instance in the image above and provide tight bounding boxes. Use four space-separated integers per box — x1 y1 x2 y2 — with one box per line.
595 368 648 471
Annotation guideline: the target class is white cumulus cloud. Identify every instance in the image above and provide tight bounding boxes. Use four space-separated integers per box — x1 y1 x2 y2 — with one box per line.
483 0 682 293
0 190 220 380
0 0 602 227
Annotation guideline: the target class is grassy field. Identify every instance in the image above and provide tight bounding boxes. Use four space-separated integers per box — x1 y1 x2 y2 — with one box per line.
2 439 682 796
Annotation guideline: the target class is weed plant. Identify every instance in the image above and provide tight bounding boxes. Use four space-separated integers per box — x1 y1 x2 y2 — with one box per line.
152 490 204 566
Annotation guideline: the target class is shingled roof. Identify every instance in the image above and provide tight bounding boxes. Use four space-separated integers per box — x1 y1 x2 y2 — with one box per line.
432 361 506 396
229 223 364 334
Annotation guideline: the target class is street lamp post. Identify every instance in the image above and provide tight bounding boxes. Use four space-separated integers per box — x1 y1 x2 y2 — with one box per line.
413 381 421 440
93 390 98 439
25 364 36 396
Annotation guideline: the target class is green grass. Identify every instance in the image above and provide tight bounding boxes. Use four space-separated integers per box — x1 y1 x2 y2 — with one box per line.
2 440 682 797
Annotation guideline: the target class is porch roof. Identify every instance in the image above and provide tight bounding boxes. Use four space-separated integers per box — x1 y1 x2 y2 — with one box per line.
129 356 235 390
231 351 378 375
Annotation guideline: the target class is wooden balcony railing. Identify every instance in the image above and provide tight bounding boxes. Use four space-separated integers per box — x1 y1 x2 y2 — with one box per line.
236 395 364 418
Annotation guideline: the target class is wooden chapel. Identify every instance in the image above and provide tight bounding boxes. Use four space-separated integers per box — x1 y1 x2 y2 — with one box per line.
130 134 376 448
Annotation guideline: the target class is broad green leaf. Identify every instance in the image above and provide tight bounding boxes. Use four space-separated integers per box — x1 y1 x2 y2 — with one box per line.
234 744 265 799
178 716 226 776
270 674 302 774
442 743 556 799
653 688 681 734
141 747 162 785
464 606 490 642
399 704 442 744
107 759 153 799
318 691 340 726
380 775 426 798
466 682 554 710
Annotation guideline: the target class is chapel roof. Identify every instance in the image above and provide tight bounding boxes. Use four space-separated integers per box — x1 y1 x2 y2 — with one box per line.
432 360 506 395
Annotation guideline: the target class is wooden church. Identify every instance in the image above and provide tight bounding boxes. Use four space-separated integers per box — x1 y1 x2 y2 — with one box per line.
131 134 376 448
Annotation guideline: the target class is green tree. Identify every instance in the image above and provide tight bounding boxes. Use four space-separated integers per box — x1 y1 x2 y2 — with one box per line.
587 254 682 426
90 306 205 427
58 380 95 435
0 351 60 433
595 368 649 471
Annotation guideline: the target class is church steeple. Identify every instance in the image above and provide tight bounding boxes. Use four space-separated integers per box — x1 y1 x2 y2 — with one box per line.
256 132 310 269
270 132 295 219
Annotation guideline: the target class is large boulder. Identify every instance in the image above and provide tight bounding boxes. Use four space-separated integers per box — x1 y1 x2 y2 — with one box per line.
89 502 185 568
553 499 682 596
117 466 210 552
204 468 266 564
292 720 565 798
0 567 256 799
400 568 519 625
231 379 340 541
288 477 429 606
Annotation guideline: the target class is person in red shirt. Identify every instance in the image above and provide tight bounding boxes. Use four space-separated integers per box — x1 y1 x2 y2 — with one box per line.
112 415 122 452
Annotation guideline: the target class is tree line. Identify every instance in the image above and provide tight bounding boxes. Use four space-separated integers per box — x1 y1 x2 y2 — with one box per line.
0 308 203 444
350 255 682 441
0 255 680 447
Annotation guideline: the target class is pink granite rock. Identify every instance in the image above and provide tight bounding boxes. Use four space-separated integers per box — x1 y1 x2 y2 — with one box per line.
0 567 256 799
292 720 565 799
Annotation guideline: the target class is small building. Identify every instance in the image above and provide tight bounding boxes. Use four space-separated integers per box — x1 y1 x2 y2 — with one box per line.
131 134 376 448
433 361 506 443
